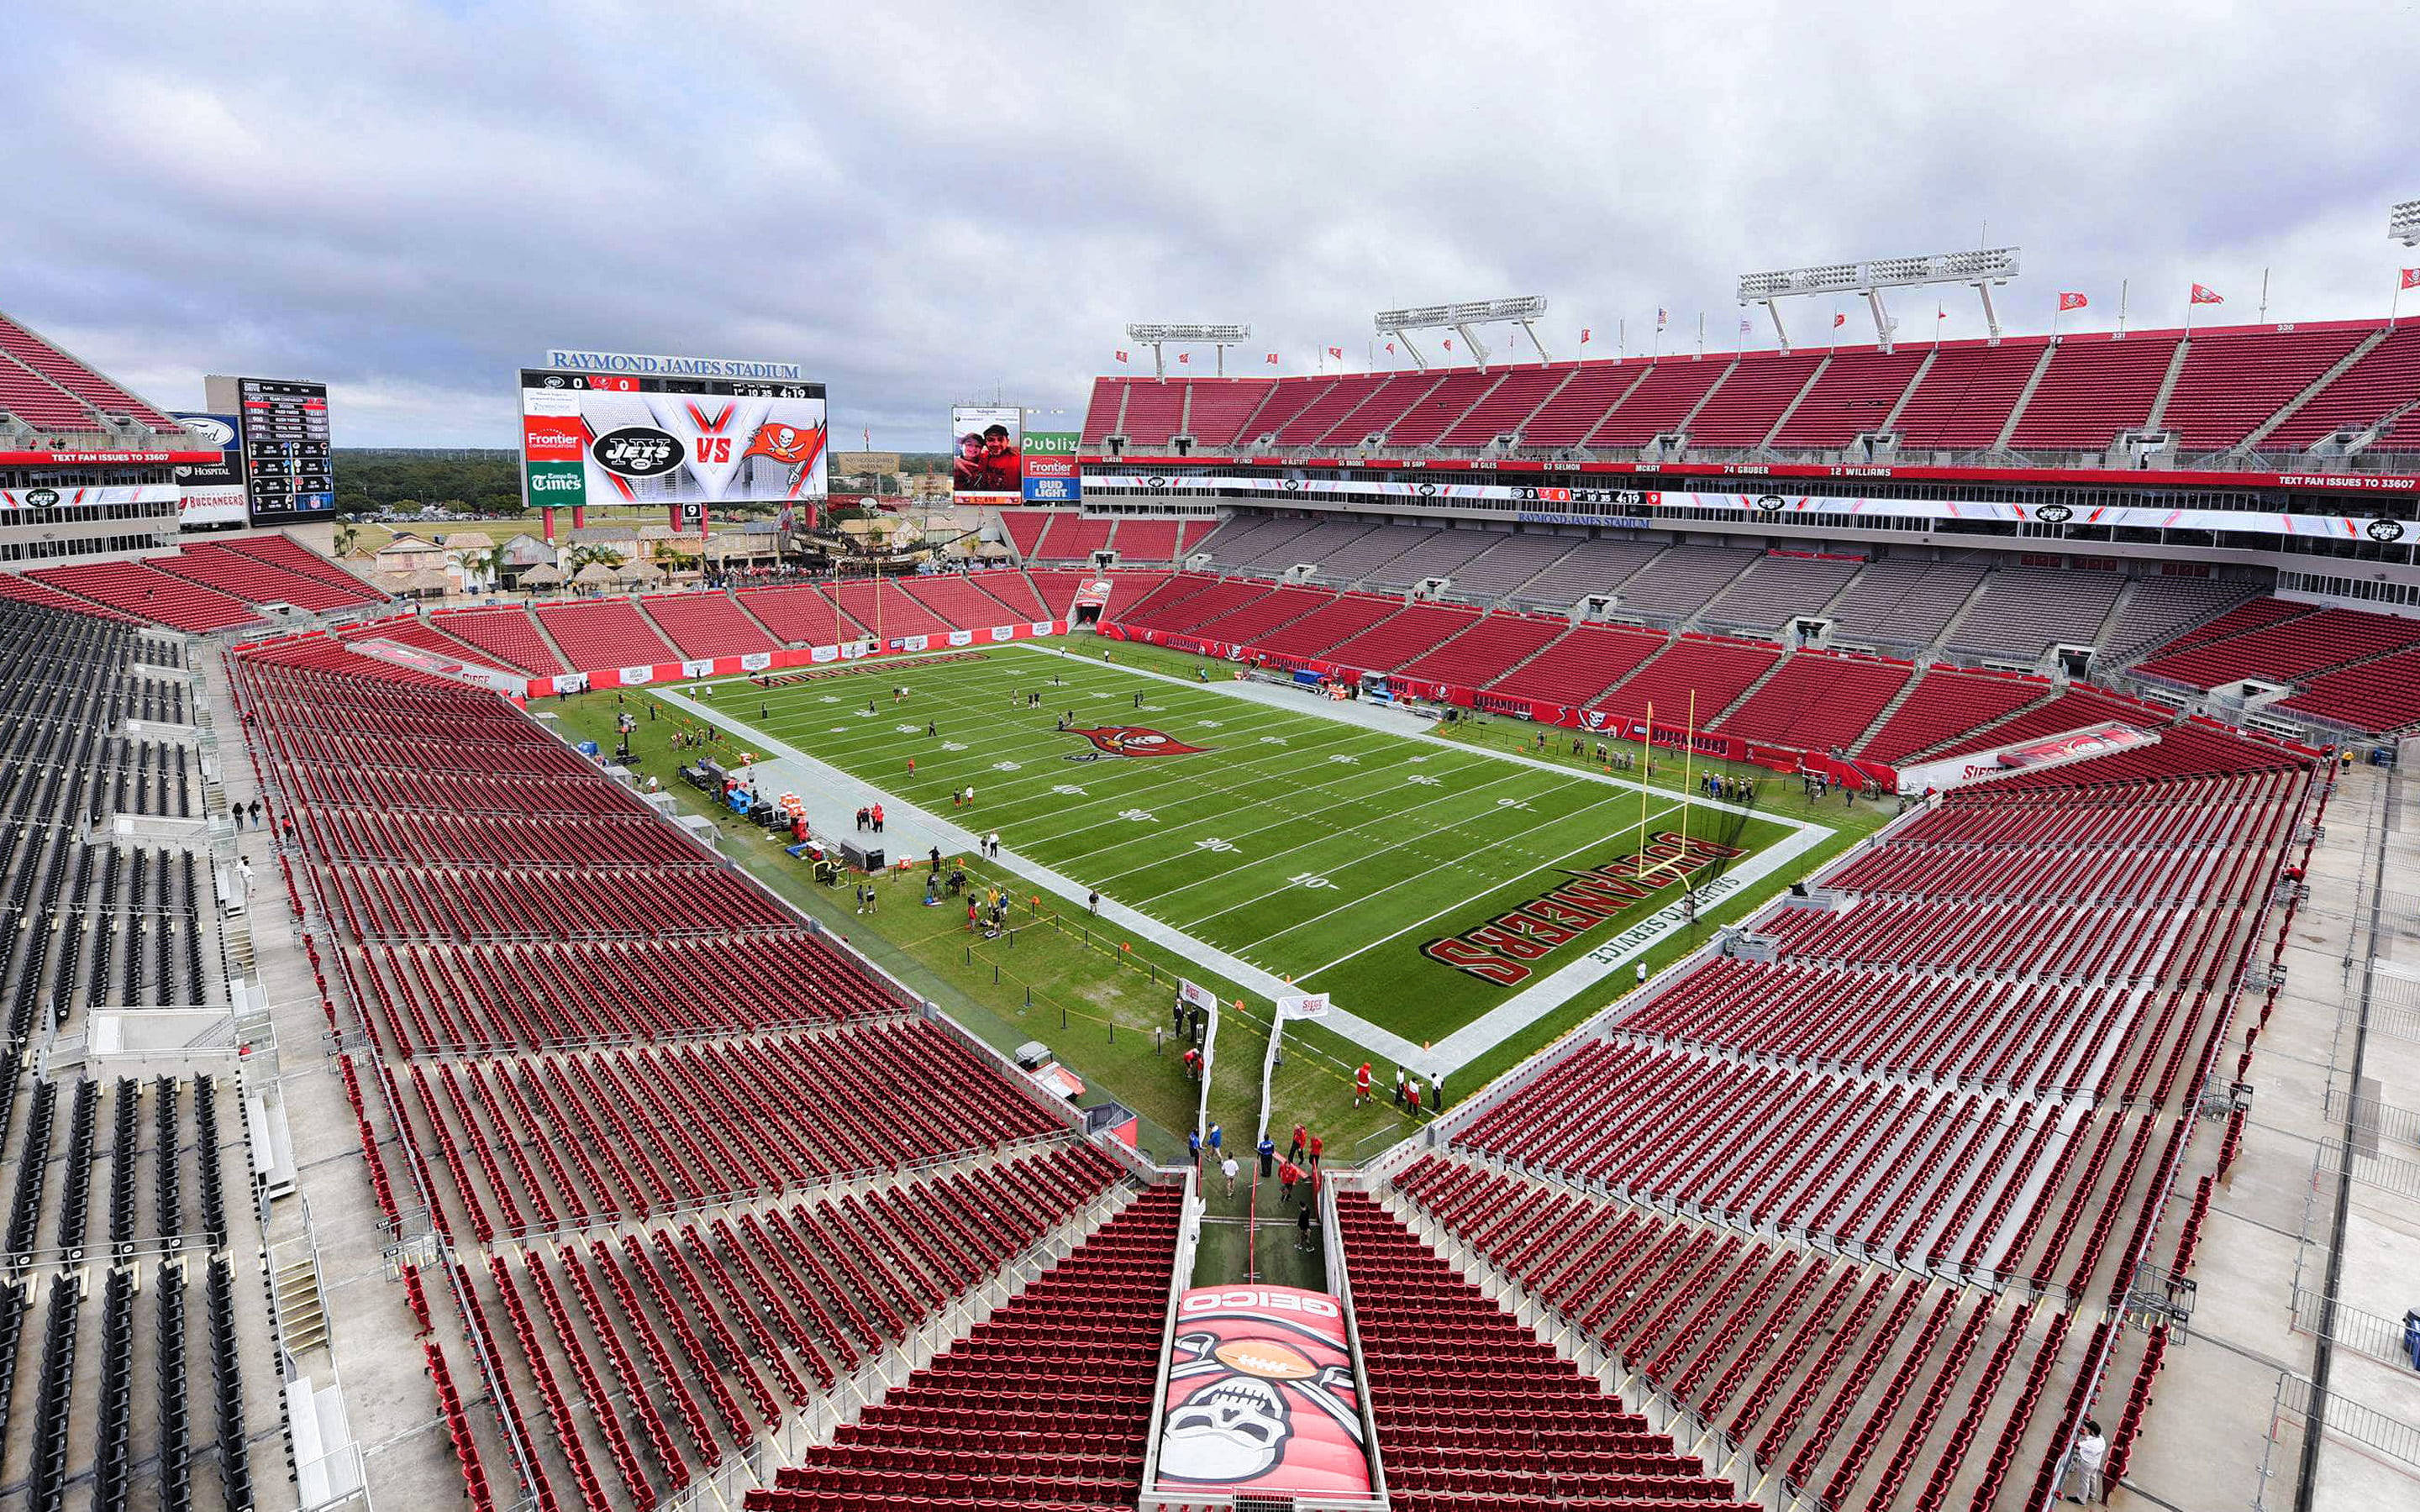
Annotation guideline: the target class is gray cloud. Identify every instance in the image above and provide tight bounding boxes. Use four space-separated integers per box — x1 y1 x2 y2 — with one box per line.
8 0 2416 447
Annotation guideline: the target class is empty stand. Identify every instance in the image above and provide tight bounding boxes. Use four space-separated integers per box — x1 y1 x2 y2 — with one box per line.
1770 349 1928 449
1587 360 1732 448
2262 326 2420 450
1946 567 2127 664
1699 553 1866 630
1685 352 1823 448
1613 545 1756 620
29 560 266 633
2007 336 2181 450
1891 343 2048 450
2160 328 2370 451
533 599 680 669
639 592 780 659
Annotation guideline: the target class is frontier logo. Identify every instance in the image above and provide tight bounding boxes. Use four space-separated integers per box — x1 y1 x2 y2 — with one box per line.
1419 832 1745 986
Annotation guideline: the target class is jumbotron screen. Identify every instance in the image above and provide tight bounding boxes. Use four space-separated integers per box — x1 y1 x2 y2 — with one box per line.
518 356 828 512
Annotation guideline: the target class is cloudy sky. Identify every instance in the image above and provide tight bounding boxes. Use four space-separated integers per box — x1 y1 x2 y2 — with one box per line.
10 0 2416 449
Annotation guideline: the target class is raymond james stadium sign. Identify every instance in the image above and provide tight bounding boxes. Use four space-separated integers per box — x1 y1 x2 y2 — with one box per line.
542 349 808 381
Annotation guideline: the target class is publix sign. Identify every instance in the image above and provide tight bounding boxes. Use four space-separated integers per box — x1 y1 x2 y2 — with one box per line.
1023 431 1081 503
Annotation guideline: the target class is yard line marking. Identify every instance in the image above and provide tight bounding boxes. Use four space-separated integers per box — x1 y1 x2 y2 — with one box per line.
1200 783 1675 943
1286 794 1691 978
1081 759 1546 893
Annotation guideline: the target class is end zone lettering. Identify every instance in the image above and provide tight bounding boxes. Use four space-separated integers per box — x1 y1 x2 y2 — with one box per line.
1419 832 1746 986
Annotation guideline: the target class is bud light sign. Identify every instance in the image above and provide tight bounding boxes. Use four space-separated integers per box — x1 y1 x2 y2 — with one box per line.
1023 431 1081 502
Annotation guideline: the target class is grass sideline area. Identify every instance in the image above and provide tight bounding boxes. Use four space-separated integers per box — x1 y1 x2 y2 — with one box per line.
539 634 1891 1198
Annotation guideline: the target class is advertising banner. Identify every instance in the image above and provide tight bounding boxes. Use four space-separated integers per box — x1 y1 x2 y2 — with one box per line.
1088 471 2419 545
1150 1287 1368 1500
1177 979 1222 1014
0 483 181 512
1023 430 1081 502
169 413 250 525
519 366 827 511
950 405 1023 501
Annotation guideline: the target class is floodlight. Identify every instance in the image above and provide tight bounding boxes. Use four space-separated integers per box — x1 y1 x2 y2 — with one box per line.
2392 200 2420 246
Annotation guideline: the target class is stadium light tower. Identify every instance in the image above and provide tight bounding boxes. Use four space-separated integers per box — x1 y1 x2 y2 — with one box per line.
1124 323 1250 379
2392 199 2420 247
1374 297 1550 369
1737 248 2021 353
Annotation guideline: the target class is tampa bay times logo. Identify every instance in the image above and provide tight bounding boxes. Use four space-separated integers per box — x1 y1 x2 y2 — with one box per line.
1060 726 1210 762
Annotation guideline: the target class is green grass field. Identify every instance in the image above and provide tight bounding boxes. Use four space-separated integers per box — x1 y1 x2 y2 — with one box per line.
655 642 1823 1053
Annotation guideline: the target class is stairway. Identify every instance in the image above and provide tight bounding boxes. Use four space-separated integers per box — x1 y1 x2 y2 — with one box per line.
2238 328 2391 454
272 1252 330 1357
1708 646 1797 727
1929 570 2002 654
1481 622 1581 690
727 589 792 647
1992 345 2060 451
1847 663 1932 751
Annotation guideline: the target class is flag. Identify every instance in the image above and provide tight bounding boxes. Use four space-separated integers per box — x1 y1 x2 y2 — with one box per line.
1443 338 1454 351
1833 312 1846 328
1265 352 1278 365
1937 305 1949 321
1176 352 1190 365
1739 318 1751 335
1580 327 1592 345
2402 268 2420 291
1384 342 1395 354
1114 349 1128 364
2191 283 2223 305
2059 291 2089 311
1327 346 1344 360
1656 308 1668 330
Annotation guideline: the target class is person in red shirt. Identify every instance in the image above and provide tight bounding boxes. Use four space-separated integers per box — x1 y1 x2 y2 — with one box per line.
1182 1047 1202 1080
1307 1133 1323 1170
1288 1124 1307 1163
1278 1160 1302 1206
1355 1062 1372 1106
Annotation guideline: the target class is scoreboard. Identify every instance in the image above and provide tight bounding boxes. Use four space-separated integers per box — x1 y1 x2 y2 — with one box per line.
203 375 336 524
518 359 828 512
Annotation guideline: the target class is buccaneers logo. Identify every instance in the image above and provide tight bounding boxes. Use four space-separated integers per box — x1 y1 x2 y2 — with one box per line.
1062 725 1209 761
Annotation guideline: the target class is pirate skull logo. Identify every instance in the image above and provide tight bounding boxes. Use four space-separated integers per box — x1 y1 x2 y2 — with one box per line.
1160 1373 1293 1482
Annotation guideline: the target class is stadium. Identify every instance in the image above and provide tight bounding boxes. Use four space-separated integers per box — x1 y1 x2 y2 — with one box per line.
6 13 2420 1512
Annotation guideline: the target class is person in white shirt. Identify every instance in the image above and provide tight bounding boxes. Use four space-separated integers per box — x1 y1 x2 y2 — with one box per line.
2062 1419 2107 1504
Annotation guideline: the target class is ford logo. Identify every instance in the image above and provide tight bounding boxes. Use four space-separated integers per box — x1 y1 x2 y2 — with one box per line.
590 425 685 479
2036 502 2075 524
174 415 236 447
2365 517 2405 543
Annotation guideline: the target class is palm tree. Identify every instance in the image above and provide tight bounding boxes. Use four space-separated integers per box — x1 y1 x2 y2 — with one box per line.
333 523 361 558
451 545 506 594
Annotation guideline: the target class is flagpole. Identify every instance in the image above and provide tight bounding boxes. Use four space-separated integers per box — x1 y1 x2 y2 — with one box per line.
1696 312 1705 360
2118 280 2129 339
1618 318 1626 360
2259 267 2270 325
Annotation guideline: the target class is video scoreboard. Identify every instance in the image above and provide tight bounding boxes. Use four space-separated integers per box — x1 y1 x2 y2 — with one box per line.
518 355 829 511
202 375 336 524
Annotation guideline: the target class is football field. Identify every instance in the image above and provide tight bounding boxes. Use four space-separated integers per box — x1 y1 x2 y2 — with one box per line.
661 643 1827 1058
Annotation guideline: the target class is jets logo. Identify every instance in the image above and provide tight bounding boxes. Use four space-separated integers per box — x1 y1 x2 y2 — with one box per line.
2365 517 2405 543
1062 725 1210 761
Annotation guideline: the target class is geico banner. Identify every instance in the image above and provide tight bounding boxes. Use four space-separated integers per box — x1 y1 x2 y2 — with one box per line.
1087 472 2417 543
1 483 179 511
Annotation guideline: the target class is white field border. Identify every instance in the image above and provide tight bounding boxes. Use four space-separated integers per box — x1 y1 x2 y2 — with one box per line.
657 642 1835 1079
